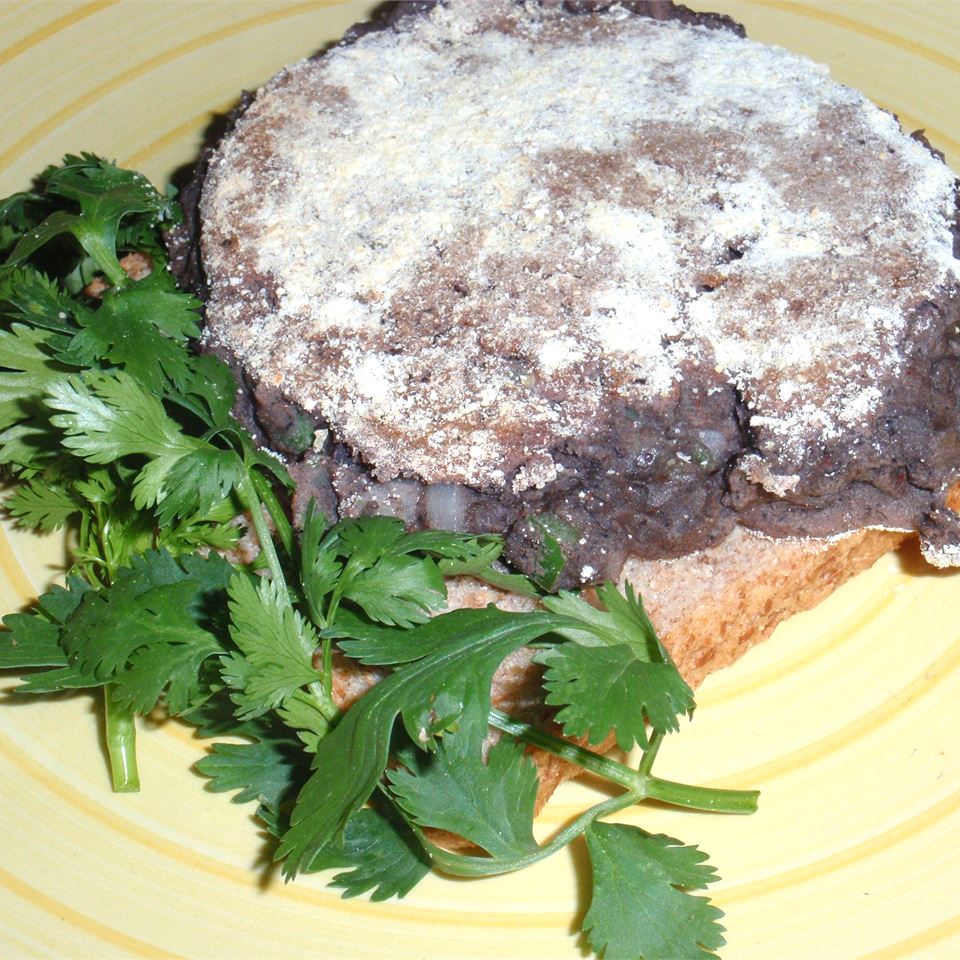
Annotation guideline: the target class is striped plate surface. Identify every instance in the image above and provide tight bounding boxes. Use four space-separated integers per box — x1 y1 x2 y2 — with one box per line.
1 2 958 957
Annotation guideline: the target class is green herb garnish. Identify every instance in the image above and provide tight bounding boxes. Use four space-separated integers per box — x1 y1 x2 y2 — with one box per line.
0 156 757 960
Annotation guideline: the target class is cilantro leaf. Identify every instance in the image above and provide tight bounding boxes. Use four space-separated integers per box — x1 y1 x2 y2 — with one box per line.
389 529 502 558
198 731 431 903
0 267 85 333
174 352 241 427
14 662 103 693
221 574 324 721
42 370 249 522
0 190 47 254
342 553 446 628
276 688 334 751
299 502 340 623
310 520 538 628
60 558 211 677
179 688 272 739
369 528 539 597
387 735 539 859
0 419 61 468
304 806 431 902
196 735 306 810
44 368 277 525
8 155 173 286
334 515 406 564
16 551 233 711
65 271 201 391
37 575 94 623
45 369 200 467
534 583 694 750
310 516 452 628
111 636 222 715
541 582 661 658
320 608 405 651
278 607 570 878
0 577 89 668
429 535 540 597
0 577 91 680
70 462 123 505
583 822 725 960
156 446 245 525
0 324 71 430
537 643 695 751
158 510 243 559
5 474 80 531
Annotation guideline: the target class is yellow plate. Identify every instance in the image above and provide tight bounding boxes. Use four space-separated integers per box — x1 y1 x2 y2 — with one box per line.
1 2 959 957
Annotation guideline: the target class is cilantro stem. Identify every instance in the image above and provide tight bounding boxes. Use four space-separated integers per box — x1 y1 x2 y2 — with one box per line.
235 475 338 723
86 502 142 792
250 469 294 560
76 227 127 287
104 686 140 792
637 729 662 776
488 709 758 815
308 679 340 724
643 776 759 812
321 639 334 705
235 476 285 587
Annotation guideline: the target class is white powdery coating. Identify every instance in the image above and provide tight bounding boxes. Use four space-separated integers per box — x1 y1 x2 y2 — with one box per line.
922 539 960 568
201 0 959 489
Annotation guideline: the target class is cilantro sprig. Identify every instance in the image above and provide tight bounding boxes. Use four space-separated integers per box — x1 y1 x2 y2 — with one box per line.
0 157 758 960
0 153 288 788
